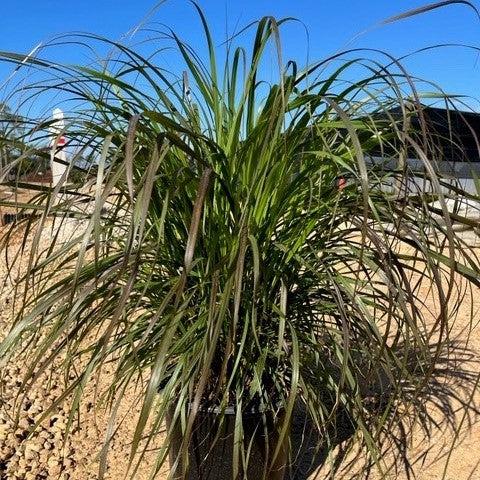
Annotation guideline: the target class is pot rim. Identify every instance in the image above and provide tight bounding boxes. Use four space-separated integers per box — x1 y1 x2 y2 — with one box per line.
195 401 283 416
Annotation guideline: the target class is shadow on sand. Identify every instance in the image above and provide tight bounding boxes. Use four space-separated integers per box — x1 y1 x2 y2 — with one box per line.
286 340 480 479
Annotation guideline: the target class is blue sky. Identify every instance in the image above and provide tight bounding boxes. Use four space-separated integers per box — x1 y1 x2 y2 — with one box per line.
1 0 480 109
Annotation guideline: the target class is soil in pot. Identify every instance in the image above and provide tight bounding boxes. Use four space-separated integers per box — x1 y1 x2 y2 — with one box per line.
166 406 289 480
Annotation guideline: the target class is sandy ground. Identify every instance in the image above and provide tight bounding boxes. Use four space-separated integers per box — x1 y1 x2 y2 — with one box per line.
0 215 479 479
0 215 165 479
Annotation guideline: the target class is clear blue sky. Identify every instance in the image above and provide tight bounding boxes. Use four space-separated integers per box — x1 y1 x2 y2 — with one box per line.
1 0 479 109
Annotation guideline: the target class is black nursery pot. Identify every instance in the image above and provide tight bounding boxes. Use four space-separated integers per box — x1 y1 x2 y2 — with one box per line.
166 405 289 480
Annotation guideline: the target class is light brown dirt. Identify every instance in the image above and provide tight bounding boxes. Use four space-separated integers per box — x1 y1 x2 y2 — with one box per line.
315 246 480 480
0 218 166 479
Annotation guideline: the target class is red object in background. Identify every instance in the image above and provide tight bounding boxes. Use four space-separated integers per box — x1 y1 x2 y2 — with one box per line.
338 176 346 190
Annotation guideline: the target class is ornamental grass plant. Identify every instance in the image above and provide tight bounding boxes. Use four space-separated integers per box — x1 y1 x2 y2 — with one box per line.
1 2 480 479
